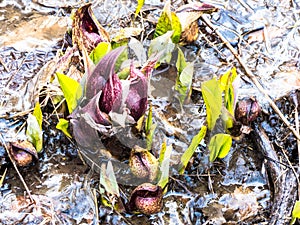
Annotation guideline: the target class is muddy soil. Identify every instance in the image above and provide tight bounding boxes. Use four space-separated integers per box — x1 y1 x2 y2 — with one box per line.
1 0 300 224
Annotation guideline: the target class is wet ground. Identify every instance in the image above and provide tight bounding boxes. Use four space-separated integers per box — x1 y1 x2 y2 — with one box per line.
1 0 300 224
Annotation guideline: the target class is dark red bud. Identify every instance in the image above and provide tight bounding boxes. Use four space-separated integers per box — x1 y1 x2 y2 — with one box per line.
9 140 38 166
235 97 261 125
99 73 122 114
126 65 148 121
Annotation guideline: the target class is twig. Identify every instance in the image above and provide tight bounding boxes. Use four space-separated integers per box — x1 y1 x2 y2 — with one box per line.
236 0 254 13
200 14 300 141
275 138 299 187
0 133 34 202
291 92 300 166
0 56 9 72
290 91 300 197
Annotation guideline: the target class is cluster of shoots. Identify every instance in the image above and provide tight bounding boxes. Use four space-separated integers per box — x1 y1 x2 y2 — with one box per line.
18 1 262 216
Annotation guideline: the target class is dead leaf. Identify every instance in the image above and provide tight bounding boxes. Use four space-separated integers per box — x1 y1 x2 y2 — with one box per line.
176 2 217 44
219 187 259 221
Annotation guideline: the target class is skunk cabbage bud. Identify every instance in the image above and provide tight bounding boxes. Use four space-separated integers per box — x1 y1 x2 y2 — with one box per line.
129 146 159 182
9 140 38 166
125 65 149 121
235 97 261 125
72 3 110 54
127 183 163 215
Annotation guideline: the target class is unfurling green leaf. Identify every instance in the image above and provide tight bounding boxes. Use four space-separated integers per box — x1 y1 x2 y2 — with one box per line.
148 30 175 65
201 77 222 130
175 50 194 103
145 105 156 150
56 72 81 113
100 161 120 197
208 133 232 162
145 104 153 133
219 67 237 115
56 118 72 138
32 102 42 129
100 161 123 211
157 142 172 190
179 62 194 88
89 42 111 65
219 67 238 130
179 126 207 174
154 0 182 43
291 200 300 224
177 61 194 90
145 104 156 150
26 113 43 152
135 0 145 17
176 47 187 74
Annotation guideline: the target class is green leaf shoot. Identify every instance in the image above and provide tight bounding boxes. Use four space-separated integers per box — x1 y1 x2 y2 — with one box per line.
100 161 120 197
145 104 153 133
175 62 194 103
157 143 172 190
291 200 300 224
176 47 187 74
154 0 182 43
32 102 43 129
114 48 128 73
208 133 232 162
135 0 145 17
89 42 111 65
179 126 207 174
201 77 222 130
56 118 72 138
219 67 237 115
219 67 238 130
26 113 43 152
56 72 81 113
175 48 194 103
148 30 175 65
145 105 157 150
0 168 7 188
178 61 194 88
99 161 124 211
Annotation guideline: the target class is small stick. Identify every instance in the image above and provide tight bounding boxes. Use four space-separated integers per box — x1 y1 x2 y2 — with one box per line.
290 91 300 197
201 14 300 141
0 56 9 72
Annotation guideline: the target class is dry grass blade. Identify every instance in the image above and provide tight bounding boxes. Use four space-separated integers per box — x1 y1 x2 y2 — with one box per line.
290 91 300 197
0 56 9 72
200 14 300 141
0 168 7 187
0 133 34 202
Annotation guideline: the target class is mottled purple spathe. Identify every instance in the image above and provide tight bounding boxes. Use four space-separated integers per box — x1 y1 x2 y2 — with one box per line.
125 65 148 121
100 73 122 114
76 46 156 126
